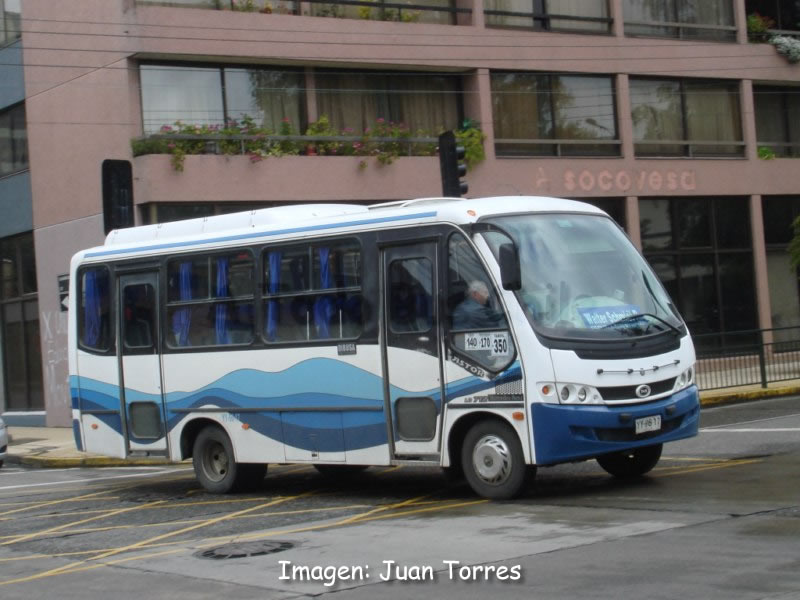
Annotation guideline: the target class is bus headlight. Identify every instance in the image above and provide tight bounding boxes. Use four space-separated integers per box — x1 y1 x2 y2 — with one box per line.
556 383 602 405
674 366 694 391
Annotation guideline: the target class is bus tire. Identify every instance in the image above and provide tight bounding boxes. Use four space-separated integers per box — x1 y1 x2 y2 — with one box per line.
193 426 243 494
596 443 663 479
461 419 526 500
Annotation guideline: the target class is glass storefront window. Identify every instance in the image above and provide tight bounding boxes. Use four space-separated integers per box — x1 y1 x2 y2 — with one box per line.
762 196 800 338
491 72 619 157
746 0 800 32
140 64 306 134
0 103 29 177
484 0 611 33
224 69 305 132
624 0 736 41
630 78 743 157
314 71 461 134
640 198 756 338
1 0 21 46
754 86 800 158
1 232 44 411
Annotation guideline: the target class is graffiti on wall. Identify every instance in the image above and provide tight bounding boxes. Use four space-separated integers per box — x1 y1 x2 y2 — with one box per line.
40 309 69 418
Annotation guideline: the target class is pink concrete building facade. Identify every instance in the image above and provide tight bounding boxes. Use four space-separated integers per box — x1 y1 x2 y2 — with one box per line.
2 0 799 425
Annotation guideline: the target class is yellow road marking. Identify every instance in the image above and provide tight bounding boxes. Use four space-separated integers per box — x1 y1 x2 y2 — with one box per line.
0 503 374 541
1 500 167 546
0 492 313 586
0 489 116 518
653 458 762 477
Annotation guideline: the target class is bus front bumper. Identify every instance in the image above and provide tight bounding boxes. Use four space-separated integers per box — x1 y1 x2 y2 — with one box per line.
530 385 700 466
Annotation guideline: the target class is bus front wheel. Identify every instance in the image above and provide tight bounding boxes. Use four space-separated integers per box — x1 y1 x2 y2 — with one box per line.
461 420 527 500
192 426 265 493
596 443 663 479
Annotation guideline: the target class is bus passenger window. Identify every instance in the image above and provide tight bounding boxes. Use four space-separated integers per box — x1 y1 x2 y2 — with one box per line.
388 259 433 333
123 283 155 351
263 240 363 343
166 252 255 348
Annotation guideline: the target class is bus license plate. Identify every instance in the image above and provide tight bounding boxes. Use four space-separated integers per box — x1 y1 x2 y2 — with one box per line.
635 415 661 435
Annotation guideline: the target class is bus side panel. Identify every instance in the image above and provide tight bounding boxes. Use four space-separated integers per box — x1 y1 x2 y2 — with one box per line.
73 352 126 459
441 359 531 466
161 347 390 465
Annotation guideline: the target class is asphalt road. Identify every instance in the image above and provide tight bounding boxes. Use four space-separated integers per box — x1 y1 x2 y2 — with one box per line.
0 396 798 600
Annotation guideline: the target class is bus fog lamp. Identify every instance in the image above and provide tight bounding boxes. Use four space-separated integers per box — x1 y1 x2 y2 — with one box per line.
560 386 571 402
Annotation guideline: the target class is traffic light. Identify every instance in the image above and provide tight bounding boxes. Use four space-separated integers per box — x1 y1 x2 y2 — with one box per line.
102 159 134 234
438 131 468 198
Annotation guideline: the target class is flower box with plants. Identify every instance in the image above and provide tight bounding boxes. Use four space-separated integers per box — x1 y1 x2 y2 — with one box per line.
131 115 486 172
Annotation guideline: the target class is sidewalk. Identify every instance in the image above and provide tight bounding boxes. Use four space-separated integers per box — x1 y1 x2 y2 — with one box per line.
3 382 799 469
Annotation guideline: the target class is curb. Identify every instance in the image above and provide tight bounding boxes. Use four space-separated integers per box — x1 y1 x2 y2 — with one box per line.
6 454 173 469
699 385 800 408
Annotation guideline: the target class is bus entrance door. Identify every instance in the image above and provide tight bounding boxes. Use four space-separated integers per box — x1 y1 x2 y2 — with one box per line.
118 272 167 455
382 241 443 459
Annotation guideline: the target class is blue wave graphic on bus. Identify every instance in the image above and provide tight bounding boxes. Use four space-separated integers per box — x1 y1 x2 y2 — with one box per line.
71 359 521 452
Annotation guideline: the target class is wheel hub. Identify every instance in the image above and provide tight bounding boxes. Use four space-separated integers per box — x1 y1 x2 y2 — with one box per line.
473 435 511 484
203 441 229 483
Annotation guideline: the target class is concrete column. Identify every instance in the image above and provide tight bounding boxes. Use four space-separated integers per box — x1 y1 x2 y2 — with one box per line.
733 0 748 44
616 74 635 159
740 79 757 161
625 196 641 248
465 68 495 161
467 0 483 28
609 0 625 37
305 67 317 124
750 194 773 337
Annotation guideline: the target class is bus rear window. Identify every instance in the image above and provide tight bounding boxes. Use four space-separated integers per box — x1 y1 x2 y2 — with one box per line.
79 266 112 352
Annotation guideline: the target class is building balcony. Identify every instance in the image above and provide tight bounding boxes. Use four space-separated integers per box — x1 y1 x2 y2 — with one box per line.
134 0 470 25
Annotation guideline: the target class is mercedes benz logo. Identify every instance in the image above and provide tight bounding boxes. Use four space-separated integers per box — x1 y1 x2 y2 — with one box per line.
635 384 651 398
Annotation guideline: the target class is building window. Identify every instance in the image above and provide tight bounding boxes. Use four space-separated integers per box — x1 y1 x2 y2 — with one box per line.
580 198 626 230
762 197 800 342
623 0 736 41
630 78 743 158
1 0 20 46
0 102 28 178
640 197 756 344
754 86 800 158
140 64 306 134
746 0 800 33
491 72 619 157
484 0 611 33
1 232 43 411
314 71 462 134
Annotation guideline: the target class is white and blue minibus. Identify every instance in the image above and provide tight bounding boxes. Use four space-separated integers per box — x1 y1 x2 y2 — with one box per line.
68 196 700 499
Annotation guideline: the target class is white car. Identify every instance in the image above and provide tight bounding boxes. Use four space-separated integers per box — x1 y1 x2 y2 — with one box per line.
0 416 7 468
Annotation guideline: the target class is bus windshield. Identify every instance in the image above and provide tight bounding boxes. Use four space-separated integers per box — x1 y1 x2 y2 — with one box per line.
483 213 683 340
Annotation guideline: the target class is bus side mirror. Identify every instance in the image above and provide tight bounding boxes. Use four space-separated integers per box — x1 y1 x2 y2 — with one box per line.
499 243 521 291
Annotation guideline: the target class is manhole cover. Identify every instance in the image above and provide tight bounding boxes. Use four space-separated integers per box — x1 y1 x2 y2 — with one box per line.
196 541 294 560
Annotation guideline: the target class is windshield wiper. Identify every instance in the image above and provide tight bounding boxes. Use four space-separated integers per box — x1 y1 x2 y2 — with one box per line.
602 312 681 335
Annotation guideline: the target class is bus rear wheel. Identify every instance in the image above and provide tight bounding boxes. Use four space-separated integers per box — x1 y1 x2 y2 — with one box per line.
596 443 663 479
192 426 265 493
461 420 527 500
